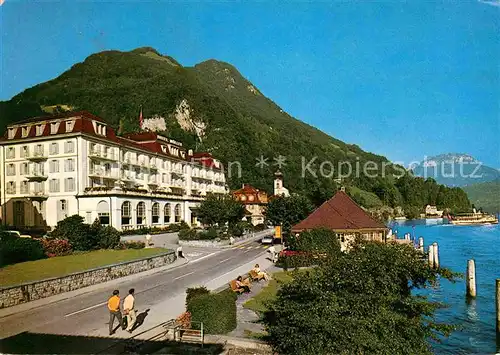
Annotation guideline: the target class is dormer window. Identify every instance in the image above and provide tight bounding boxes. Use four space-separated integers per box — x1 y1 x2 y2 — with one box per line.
21 126 29 137
50 122 59 134
65 120 75 132
95 123 106 136
36 124 44 136
8 128 16 139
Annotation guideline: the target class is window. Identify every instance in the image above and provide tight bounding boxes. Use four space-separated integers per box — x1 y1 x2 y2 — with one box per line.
49 179 60 192
164 203 171 223
152 202 160 224
7 181 16 194
34 181 44 193
64 141 74 153
6 163 16 176
64 177 75 192
8 128 16 139
36 125 44 136
20 181 29 194
65 120 74 132
50 122 58 134
35 144 44 156
50 143 59 155
174 204 182 223
21 126 29 137
6 147 15 159
121 201 131 225
65 159 75 172
136 202 146 225
49 160 59 173
21 162 28 175
60 199 67 211
22 146 29 158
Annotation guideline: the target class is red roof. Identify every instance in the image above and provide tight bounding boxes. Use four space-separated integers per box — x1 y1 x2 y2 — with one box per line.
292 191 387 232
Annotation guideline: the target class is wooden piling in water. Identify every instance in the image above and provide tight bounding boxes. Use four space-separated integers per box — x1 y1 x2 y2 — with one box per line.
496 279 500 336
418 237 424 253
432 242 439 269
428 245 435 269
466 259 476 298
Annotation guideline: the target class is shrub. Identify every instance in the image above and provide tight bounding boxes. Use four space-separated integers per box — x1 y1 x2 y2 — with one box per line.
98 226 121 249
178 228 198 240
124 241 146 249
40 238 73 257
186 289 237 334
276 253 315 270
50 215 97 251
175 311 192 329
186 286 210 306
165 221 190 233
0 238 46 266
254 223 267 232
228 223 244 238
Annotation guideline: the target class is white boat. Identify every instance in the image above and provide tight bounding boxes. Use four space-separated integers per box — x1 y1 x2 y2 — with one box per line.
449 213 498 226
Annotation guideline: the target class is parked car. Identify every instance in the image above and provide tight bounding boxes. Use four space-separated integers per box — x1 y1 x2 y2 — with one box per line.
261 235 273 244
5 230 32 238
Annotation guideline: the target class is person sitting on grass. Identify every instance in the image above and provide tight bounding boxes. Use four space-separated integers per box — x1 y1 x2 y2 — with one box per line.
252 264 271 281
236 276 251 293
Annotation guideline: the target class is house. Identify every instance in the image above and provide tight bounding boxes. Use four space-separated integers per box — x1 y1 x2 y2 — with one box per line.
291 189 389 251
425 205 443 217
232 184 268 226
0 111 227 231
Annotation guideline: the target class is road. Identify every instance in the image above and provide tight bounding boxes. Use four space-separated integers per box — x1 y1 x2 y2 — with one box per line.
0 237 272 353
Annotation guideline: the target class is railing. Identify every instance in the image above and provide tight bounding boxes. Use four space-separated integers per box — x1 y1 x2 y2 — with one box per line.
90 151 116 160
26 151 47 160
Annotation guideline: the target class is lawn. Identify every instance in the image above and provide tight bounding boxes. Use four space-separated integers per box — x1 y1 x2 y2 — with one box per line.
0 248 168 287
243 271 297 313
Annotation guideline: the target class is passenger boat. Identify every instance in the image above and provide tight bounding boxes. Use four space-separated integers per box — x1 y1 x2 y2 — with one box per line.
449 212 498 226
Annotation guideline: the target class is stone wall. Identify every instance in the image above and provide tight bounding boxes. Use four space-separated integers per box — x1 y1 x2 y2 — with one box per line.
0 251 176 309
178 232 259 248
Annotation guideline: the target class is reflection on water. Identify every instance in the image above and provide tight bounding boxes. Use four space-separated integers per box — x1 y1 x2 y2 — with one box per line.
390 219 499 354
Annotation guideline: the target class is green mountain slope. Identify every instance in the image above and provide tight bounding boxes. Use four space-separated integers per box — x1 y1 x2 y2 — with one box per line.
0 47 470 212
463 179 500 213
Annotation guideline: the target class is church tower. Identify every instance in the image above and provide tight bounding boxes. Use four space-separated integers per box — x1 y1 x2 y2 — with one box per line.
274 170 290 197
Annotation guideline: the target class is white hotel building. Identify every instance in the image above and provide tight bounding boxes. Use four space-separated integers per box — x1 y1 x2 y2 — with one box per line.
0 111 227 232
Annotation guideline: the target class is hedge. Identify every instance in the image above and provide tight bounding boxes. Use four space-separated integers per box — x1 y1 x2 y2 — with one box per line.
276 254 316 270
0 236 46 266
186 288 237 334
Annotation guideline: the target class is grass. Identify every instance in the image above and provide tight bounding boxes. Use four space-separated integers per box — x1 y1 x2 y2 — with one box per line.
243 271 297 313
0 248 168 287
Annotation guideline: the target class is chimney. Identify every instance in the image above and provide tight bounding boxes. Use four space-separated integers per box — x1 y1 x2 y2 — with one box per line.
340 186 346 192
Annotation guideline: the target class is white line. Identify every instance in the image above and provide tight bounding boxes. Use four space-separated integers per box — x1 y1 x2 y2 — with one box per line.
65 302 105 317
219 257 233 263
190 252 217 264
173 271 194 280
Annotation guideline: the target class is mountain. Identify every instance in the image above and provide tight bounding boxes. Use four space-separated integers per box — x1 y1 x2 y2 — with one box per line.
463 179 500 214
0 47 470 212
411 153 500 187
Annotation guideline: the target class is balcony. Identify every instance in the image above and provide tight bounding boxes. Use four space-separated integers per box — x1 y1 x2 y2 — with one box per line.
89 151 117 161
123 158 142 167
29 191 48 200
26 151 48 161
148 178 159 188
26 170 48 181
89 169 119 180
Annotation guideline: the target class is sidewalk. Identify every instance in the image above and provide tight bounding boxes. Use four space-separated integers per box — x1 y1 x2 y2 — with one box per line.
0 256 189 319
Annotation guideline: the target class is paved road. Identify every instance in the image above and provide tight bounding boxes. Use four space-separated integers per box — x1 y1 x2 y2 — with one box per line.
0 239 272 346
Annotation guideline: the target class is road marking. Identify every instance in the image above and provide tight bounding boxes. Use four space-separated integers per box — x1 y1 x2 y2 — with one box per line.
190 252 217 264
219 257 234 263
173 271 194 280
65 302 106 317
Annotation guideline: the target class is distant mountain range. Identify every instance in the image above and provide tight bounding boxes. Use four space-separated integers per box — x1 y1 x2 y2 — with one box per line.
411 153 500 187
463 179 500 214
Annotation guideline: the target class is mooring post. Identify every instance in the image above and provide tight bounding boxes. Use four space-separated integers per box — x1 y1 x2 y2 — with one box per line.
466 259 476 298
496 279 500 336
428 244 435 269
433 242 439 269
418 237 424 253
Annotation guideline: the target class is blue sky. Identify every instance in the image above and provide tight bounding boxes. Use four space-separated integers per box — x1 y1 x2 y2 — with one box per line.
1 1 499 167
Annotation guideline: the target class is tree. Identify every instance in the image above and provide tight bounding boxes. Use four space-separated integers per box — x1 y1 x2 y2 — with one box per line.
264 194 314 233
197 194 245 228
263 242 456 355
286 228 341 260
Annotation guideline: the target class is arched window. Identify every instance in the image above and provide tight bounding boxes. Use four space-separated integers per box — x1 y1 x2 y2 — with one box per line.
121 201 131 225
97 200 110 225
152 202 160 224
136 202 146 225
174 204 182 223
164 203 171 224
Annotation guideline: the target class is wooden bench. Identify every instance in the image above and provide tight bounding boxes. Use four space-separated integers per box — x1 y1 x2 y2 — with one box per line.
179 328 204 344
229 280 245 294
249 269 265 282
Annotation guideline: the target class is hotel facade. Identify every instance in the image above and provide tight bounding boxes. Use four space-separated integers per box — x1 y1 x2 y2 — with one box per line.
0 111 227 231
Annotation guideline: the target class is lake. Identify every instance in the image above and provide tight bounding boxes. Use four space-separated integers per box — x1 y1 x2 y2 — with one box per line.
389 219 499 354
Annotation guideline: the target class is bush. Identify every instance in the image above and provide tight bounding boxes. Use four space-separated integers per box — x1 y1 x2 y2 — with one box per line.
123 241 146 249
98 226 121 249
165 221 190 233
228 223 244 238
186 286 210 306
276 253 316 270
40 239 73 257
50 215 97 251
178 228 198 240
0 237 46 266
254 223 267 232
186 289 237 334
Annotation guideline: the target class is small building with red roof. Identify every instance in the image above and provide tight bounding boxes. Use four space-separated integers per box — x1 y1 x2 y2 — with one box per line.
232 184 269 226
292 189 389 251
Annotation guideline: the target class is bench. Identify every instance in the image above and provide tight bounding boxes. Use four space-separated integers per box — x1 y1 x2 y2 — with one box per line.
249 269 265 282
229 280 245 294
179 328 204 344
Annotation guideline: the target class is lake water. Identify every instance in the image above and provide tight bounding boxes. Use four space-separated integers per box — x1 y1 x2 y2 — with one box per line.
389 219 499 354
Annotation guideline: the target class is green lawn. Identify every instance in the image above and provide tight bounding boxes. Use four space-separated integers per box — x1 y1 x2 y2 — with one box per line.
1 248 168 287
243 271 296 313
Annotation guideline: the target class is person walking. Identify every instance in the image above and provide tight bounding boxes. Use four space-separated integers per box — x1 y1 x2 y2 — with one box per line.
268 245 277 263
123 288 137 333
107 290 123 335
